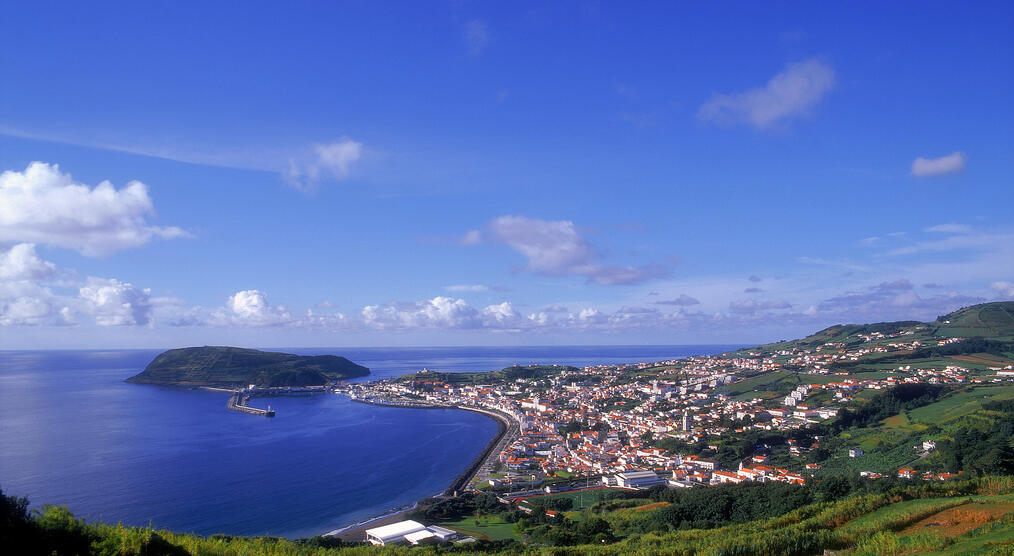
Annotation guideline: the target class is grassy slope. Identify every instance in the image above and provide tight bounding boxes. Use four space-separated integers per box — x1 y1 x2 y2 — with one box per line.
816 384 1014 475
37 478 1012 555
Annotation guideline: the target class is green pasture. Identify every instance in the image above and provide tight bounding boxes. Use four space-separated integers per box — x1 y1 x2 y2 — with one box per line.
908 385 1014 425
524 487 633 510
437 514 517 541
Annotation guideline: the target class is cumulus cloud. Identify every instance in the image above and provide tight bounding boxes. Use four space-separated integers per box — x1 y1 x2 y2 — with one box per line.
489 215 590 272
484 215 673 285
0 243 57 281
226 289 292 325
0 279 71 326
654 294 700 307
357 296 686 332
748 275 763 282
0 162 188 256
79 277 153 326
286 138 363 192
0 243 168 327
744 287 764 293
698 58 835 129
363 296 480 329
911 152 966 177
482 301 519 324
464 20 490 56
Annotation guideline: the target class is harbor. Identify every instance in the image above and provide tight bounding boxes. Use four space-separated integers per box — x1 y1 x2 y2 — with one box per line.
226 390 275 417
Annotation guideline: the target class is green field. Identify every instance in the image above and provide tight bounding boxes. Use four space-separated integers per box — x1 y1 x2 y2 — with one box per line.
522 487 634 510
436 515 517 541
908 385 1014 425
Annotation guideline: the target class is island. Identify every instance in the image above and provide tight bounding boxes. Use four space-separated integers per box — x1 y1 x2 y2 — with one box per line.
16 302 1010 554
126 346 370 388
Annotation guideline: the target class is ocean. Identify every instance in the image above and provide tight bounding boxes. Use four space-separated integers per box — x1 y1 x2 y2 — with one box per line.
0 345 738 539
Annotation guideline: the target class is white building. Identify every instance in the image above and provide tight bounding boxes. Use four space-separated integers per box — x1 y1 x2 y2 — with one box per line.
615 470 665 489
365 520 458 546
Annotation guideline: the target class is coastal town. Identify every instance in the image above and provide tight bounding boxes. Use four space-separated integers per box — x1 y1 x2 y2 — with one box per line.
334 325 1014 501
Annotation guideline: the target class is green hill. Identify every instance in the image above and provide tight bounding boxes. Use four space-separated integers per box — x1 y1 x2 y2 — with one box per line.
726 302 1014 365
934 301 1014 338
126 346 370 387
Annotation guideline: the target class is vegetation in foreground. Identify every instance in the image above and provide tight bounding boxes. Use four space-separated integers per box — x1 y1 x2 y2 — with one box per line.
4 476 1014 555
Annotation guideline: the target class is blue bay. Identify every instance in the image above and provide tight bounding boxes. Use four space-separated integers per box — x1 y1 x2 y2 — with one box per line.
0 345 736 539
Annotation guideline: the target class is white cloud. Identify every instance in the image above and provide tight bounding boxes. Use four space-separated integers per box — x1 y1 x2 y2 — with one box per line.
0 243 57 281
0 243 162 327
490 215 592 273
286 138 363 192
362 296 480 329
698 58 835 129
483 301 518 323
485 215 673 285
0 162 187 256
226 289 292 325
0 279 70 326
911 151 966 177
79 277 152 326
464 20 490 56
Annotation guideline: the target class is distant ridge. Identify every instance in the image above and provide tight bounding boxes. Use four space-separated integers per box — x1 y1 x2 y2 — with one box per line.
126 346 370 387
730 301 1014 356
810 301 1014 343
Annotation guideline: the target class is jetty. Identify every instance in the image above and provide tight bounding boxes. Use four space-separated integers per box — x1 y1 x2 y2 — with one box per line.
227 391 275 417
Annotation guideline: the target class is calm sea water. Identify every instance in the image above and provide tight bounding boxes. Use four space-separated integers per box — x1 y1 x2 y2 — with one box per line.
0 345 737 538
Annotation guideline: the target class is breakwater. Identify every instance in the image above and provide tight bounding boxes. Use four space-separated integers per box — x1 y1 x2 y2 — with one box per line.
227 391 275 417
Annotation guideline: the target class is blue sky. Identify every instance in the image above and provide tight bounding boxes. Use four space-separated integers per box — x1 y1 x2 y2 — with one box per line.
1 1 1012 348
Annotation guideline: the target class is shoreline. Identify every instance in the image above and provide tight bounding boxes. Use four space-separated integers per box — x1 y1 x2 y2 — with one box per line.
324 500 423 541
442 406 514 495
324 397 519 540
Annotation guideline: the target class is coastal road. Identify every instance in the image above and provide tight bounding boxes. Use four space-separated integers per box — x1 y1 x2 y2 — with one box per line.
450 406 519 494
